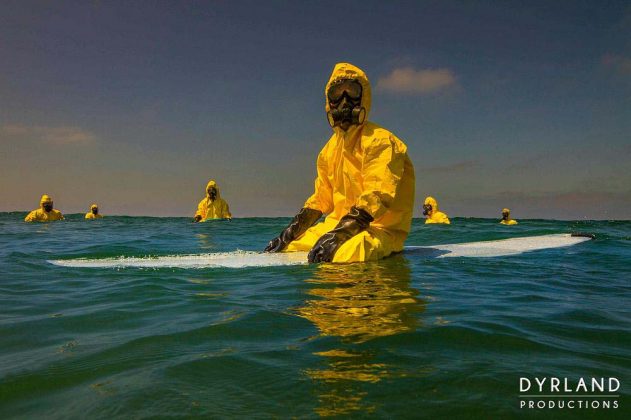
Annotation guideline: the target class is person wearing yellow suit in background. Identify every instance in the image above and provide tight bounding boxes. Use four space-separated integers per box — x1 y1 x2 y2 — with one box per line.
193 180 232 222
500 208 518 225
264 62 415 263
24 194 64 222
85 204 103 219
422 196 450 224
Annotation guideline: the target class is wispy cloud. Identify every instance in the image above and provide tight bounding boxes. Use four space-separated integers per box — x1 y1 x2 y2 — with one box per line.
458 190 631 219
1 124 96 145
498 153 547 174
420 160 479 173
602 53 631 76
376 67 457 94
488 189 631 210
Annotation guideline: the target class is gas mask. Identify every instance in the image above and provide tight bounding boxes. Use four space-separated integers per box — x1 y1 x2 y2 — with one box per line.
423 204 432 216
326 79 366 129
208 188 218 200
43 203 53 212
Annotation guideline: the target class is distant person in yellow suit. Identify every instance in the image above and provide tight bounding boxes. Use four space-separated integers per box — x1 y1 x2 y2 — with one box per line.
500 208 518 225
193 180 232 222
422 196 450 224
24 194 64 222
264 62 415 263
85 204 103 219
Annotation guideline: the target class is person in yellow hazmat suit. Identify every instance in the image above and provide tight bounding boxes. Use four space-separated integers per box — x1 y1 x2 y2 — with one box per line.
422 196 450 224
193 180 232 222
85 204 103 219
500 208 518 225
264 62 415 263
24 194 64 222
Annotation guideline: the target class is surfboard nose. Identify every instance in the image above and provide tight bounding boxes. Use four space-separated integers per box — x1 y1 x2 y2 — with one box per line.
571 232 596 239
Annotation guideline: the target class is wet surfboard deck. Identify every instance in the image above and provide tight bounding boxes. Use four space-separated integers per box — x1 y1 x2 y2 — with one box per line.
49 233 593 269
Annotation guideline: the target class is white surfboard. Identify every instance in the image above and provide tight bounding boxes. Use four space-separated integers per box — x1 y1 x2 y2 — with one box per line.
49 233 592 269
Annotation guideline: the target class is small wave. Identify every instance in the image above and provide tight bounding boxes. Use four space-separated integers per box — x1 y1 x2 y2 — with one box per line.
49 250 309 269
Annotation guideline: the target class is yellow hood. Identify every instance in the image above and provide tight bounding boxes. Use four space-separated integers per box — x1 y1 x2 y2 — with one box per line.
90 204 98 210
424 196 439 213
206 180 221 199
40 194 53 205
325 62 372 124
502 208 510 215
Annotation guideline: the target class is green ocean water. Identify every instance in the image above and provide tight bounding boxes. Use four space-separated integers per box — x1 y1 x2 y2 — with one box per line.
0 213 630 418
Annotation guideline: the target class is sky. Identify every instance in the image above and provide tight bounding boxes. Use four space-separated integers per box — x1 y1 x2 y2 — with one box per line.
1 0 629 219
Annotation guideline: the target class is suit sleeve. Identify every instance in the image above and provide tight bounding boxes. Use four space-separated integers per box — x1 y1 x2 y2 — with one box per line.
223 200 232 218
195 199 205 218
356 137 406 220
304 146 334 214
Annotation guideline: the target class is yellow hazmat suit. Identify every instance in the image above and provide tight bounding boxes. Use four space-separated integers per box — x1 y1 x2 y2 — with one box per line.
194 180 232 220
24 195 64 222
85 204 103 219
285 63 415 262
423 196 450 224
500 208 518 225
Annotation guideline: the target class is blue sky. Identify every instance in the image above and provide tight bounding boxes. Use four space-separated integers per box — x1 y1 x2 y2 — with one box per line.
1 0 629 219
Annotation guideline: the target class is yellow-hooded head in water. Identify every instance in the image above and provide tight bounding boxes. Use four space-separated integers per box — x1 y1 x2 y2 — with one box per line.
265 62 415 263
85 203 103 219
500 208 518 225
24 194 64 222
194 180 232 221
423 196 450 224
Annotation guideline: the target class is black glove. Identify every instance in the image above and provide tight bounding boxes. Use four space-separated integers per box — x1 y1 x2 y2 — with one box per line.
307 206 373 263
193 215 202 223
264 207 322 252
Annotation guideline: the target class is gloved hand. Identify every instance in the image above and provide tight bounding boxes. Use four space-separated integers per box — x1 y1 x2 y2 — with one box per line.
264 208 323 252
193 215 202 223
307 206 373 263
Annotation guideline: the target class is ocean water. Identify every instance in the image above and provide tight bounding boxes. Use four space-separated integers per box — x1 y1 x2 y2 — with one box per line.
0 213 629 418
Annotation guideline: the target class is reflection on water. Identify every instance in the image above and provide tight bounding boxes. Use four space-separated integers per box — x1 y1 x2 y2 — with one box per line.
308 349 388 416
195 233 216 250
297 256 427 416
299 257 423 343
